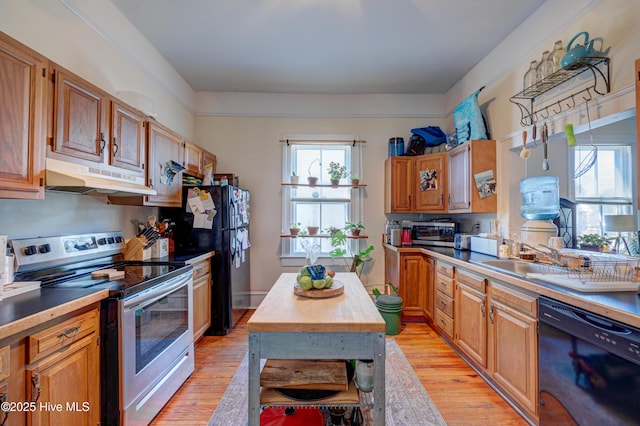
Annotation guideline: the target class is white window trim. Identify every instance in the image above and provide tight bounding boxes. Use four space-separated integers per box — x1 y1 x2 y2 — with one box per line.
280 134 363 267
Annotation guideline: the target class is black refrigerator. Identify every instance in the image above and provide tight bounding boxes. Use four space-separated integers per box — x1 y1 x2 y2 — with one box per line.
161 185 250 335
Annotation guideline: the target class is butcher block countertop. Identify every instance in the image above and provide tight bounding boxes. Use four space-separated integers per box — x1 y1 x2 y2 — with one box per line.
248 272 386 333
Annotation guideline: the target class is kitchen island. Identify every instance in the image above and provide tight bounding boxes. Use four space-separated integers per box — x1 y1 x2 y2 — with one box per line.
247 272 387 425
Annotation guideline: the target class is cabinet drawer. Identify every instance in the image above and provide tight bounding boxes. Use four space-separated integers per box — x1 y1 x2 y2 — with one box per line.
436 261 454 278
28 309 98 364
435 309 454 338
456 269 486 292
435 292 454 317
490 281 537 318
0 345 9 382
435 273 454 297
191 260 211 280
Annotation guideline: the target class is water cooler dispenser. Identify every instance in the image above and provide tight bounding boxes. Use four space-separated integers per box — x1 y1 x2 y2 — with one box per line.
520 176 559 246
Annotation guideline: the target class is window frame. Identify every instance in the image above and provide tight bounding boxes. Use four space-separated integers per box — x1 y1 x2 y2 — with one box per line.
280 135 363 266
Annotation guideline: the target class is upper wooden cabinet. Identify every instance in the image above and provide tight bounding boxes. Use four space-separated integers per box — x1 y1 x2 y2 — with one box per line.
183 141 203 177
110 99 146 174
0 32 47 199
414 153 447 212
145 121 184 207
48 65 146 177
384 156 413 213
447 139 496 213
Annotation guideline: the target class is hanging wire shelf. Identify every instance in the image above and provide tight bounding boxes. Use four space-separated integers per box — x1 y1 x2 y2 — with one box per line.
509 57 610 126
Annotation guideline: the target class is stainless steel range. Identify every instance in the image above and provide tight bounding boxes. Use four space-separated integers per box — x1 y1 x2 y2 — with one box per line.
11 231 194 425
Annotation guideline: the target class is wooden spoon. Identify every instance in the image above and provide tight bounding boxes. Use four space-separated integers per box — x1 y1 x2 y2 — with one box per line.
519 130 530 159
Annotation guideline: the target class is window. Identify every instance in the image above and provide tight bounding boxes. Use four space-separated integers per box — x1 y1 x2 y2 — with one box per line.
281 136 362 263
573 145 633 238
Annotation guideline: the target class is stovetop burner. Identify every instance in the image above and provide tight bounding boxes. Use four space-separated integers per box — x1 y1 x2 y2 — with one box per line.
10 232 191 298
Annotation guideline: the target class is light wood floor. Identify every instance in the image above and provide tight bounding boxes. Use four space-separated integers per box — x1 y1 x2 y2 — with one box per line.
151 310 528 425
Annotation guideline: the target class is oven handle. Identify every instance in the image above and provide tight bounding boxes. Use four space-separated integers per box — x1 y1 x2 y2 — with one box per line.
123 272 191 311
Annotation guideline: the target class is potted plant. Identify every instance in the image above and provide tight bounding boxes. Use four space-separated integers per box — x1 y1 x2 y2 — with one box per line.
290 171 299 185
350 173 360 186
327 161 348 186
307 225 319 235
289 222 301 236
577 234 613 252
345 221 365 236
307 158 320 186
328 230 374 277
324 226 340 237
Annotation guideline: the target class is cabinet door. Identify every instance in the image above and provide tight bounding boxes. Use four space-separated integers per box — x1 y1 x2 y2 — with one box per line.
384 156 413 213
399 254 427 322
193 274 211 341
146 122 183 207
414 153 447 212
51 67 107 163
455 282 487 367
27 334 100 426
0 33 46 199
183 142 203 177
110 99 145 174
488 300 538 416
448 144 470 211
423 256 435 321
202 151 217 173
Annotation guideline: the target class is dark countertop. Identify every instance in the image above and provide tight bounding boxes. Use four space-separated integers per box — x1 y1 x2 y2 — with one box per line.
384 243 640 328
0 287 108 341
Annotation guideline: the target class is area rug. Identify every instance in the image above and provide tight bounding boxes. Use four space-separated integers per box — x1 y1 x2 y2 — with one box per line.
208 338 447 425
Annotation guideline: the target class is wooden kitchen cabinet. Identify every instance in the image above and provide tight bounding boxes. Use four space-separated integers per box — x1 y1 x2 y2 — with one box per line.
434 260 455 338
26 307 100 426
183 141 203 178
384 156 413 213
454 268 488 368
144 121 184 207
190 257 212 341
414 153 447 212
110 98 146 175
384 248 433 323
447 139 496 213
48 65 109 164
487 281 538 418
0 32 47 199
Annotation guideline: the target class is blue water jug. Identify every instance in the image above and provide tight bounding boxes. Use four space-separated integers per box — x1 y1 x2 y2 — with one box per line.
388 137 404 157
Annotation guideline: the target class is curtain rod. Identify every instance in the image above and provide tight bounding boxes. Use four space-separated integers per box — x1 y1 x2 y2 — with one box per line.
280 139 366 146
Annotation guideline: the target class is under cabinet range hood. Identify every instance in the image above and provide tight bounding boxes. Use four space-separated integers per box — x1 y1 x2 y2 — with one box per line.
45 158 157 196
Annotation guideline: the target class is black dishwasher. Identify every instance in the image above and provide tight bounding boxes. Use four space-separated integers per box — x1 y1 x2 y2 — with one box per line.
538 296 640 425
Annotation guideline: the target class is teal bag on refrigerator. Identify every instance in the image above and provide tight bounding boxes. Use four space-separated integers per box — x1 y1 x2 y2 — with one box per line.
453 87 488 144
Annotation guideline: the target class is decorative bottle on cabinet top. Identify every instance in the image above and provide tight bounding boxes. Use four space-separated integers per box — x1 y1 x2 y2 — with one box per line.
523 60 538 90
536 51 550 82
547 40 566 75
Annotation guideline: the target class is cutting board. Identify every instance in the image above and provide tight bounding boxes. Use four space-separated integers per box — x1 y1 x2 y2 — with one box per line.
260 359 348 391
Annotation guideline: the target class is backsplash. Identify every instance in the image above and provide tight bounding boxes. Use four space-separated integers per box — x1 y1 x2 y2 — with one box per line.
0 192 156 240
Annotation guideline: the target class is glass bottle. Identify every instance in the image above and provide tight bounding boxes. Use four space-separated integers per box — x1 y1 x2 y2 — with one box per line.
536 51 550 82
547 40 565 75
523 60 537 91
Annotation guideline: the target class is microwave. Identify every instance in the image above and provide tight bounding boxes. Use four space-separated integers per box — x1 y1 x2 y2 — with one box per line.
411 221 458 247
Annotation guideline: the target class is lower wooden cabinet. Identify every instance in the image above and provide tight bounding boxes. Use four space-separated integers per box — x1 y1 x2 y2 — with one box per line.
189 257 212 341
434 261 454 338
454 269 488 368
384 247 433 323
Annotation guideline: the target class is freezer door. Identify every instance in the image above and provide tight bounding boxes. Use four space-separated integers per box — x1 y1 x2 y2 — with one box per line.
229 227 250 328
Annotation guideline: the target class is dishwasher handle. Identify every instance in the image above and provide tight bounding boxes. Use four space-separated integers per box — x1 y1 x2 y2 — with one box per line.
572 310 632 335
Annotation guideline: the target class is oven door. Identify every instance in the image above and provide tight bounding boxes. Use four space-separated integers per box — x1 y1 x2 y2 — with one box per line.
121 271 194 416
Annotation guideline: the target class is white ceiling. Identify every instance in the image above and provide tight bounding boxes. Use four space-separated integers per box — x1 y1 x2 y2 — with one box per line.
111 0 546 94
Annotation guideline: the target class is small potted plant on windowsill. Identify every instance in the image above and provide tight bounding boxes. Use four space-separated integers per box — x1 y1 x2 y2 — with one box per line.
324 226 340 237
350 173 360 186
345 221 365 236
307 159 320 186
577 234 613 252
289 222 301 236
307 225 320 236
327 161 348 187
290 171 299 185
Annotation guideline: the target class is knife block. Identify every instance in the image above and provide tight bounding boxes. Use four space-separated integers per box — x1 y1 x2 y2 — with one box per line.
124 237 148 261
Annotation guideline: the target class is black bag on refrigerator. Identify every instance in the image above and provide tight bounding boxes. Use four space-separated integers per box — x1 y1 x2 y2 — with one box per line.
405 134 426 156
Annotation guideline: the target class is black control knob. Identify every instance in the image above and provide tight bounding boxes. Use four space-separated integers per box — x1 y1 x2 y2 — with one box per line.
24 245 38 256
115 236 124 243
107 237 115 244
97 238 107 245
38 244 51 253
